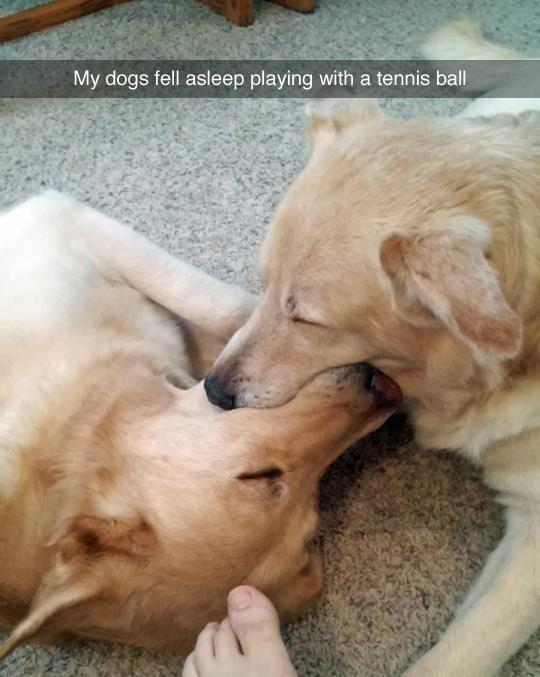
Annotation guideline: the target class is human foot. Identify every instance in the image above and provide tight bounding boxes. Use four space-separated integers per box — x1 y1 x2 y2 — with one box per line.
182 586 297 677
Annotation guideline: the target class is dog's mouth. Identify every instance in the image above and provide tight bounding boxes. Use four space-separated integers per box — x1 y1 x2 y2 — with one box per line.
364 365 403 409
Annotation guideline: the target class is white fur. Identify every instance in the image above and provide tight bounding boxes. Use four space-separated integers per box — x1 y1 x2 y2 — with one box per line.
420 17 540 119
0 192 256 499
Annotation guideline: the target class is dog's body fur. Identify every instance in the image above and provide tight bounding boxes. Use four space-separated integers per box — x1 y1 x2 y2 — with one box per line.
206 21 540 675
0 192 398 658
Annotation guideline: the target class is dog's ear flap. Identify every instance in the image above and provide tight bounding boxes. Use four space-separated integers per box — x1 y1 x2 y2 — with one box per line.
0 565 99 661
305 99 382 145
0 515 156 660
380 217 522 359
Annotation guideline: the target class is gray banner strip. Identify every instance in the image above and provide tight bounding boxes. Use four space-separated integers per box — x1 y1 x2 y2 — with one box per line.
0 60 538 98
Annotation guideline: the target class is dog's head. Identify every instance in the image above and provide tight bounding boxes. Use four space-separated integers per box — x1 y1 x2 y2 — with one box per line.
0 362 400 658
205 101 522 416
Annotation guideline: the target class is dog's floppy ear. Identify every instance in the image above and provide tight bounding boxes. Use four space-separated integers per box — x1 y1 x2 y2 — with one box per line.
305 99 382 145
380 216 522 359
0 515 156 660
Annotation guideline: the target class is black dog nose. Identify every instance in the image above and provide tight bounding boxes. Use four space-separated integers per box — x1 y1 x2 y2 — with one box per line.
204 373 235 410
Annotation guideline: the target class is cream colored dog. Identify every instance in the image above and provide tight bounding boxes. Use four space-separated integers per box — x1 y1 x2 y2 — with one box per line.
0 192 400 659
205 21 540 676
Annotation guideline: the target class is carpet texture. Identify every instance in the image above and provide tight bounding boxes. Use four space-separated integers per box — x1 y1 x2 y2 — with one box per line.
1 1 539 675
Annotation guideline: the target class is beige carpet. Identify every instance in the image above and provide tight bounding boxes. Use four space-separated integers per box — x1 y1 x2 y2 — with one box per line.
1 0 539 674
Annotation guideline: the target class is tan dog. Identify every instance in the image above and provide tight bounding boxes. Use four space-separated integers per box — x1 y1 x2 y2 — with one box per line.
205 21 540 676
0 192 400 660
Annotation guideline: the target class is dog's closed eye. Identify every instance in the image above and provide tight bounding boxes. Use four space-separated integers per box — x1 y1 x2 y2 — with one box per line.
237 467 283 481
237 467 284 499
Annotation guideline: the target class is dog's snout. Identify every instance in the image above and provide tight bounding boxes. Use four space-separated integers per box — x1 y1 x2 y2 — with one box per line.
204 373 235 410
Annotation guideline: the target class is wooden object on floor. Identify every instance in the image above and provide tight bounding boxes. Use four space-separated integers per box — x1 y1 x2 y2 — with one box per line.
198 0 315 26
0 0 316 42
0 0 134 43
198 0 253 27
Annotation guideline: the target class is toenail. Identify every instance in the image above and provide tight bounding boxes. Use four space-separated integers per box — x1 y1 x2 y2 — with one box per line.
229 588 252 611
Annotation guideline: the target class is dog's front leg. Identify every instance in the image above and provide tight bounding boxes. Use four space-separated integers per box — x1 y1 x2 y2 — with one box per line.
404 507 540 677
21 191 257 341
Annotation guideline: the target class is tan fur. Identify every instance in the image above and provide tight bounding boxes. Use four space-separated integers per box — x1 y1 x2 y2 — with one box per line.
207 27 540 675
213 109 540 418
0 193 396 660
